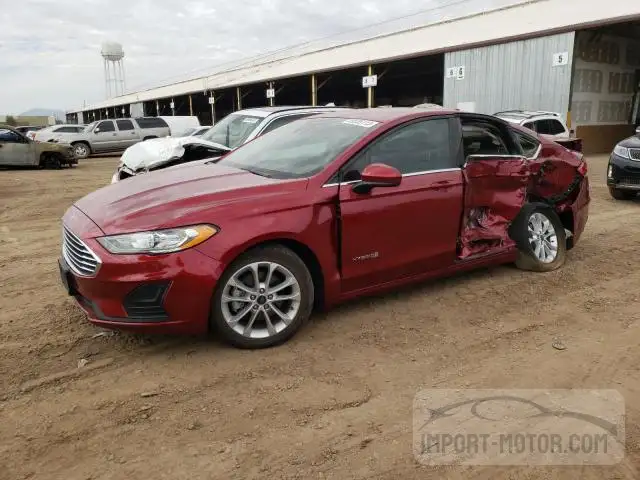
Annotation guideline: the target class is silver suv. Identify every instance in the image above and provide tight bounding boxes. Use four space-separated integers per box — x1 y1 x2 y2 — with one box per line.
67 117 170 159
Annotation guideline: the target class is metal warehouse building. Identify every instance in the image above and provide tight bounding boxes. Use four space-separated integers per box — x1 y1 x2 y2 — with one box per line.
67 0 640 154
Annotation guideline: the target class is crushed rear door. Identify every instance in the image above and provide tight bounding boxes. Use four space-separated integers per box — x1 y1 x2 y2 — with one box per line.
459 156 530 259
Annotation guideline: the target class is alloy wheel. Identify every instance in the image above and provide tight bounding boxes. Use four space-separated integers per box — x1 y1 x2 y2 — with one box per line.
528 212 558 264
220 262 302 339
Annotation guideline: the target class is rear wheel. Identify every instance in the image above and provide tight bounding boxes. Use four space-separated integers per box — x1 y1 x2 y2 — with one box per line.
72 142 90 159
609 187 636 200
512 205 566 272
211 246 314 349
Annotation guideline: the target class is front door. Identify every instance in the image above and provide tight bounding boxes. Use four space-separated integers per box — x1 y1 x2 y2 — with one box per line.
91 120 118 152
0 129 35 166
338 118 463 293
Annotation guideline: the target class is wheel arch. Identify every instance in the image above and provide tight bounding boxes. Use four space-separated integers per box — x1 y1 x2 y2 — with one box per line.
218 236 326 311
71 140 91 152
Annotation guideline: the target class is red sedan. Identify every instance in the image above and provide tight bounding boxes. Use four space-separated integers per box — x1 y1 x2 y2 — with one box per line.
59 108 590 348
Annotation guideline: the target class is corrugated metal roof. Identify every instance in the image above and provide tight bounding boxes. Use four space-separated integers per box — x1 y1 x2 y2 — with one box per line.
70 0 640 113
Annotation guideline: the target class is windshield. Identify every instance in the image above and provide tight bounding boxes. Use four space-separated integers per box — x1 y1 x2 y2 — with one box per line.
176 127 197 137
200 113 264 149
84 121 98 133
217 117 378 179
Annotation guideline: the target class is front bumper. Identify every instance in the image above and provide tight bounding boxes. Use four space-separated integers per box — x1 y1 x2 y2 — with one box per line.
59 207 223 335
607 153 640 190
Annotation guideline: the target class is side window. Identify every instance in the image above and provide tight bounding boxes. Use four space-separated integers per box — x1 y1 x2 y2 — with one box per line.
522 121 536 133
545 119 566 135
260 114 313 136
0 129 24 143
97 121 115 132
116 120 134 131
513 131 540 159
342 119 454 180
461 121 511 157
135 117 169 129
56 127 76 133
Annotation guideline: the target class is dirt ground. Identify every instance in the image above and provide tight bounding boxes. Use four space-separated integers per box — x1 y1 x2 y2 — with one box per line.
1 155 640 480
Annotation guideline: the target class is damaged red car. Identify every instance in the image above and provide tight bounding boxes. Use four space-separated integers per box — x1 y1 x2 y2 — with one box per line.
59 108 589 349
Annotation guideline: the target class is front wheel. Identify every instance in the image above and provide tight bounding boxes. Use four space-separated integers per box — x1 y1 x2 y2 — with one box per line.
609 187 636 200
211 246 314 349
512 205 567 272
72 142 90 159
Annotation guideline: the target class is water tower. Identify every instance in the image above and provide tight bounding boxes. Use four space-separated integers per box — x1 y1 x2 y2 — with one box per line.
101 41 126 98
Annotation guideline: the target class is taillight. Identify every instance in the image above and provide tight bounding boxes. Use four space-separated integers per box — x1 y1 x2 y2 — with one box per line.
577 160 588 176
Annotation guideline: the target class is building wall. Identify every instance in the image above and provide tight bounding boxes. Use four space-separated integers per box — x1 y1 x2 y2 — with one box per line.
571 31 640 153
443 32 575 117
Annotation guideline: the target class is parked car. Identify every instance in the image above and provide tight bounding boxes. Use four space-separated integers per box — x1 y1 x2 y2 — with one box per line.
111 106 349 183
157 116 201 136
65 117 170 159
0 125 76 168
60 108 589 348
15 125 45 135
606 126 640 200
494 110 583 153
494 110 570 138
175 126 211 137
29 124 86 142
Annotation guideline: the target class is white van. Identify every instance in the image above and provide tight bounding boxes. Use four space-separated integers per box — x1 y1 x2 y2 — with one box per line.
158 116 201 136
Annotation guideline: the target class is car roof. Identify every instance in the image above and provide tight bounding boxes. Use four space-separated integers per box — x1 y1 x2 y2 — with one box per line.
237 105 352 118
495 110 562 121
311 107 459 123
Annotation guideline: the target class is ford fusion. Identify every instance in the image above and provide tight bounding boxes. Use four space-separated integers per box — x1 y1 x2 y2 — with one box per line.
59 108 590 349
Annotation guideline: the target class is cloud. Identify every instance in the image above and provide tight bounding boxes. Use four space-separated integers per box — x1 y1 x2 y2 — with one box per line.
0 0 495 114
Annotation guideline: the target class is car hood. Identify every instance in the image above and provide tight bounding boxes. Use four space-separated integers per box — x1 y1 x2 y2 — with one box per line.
120 137 231 172
75 162 305 235
618 134 640 148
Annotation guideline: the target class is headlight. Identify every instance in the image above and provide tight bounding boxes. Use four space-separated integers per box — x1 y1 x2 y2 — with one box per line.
613 145 630 159
608 164 613 178
97 225 217 254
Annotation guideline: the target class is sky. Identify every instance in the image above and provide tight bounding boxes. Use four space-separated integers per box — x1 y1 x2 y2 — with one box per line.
0 0 505 115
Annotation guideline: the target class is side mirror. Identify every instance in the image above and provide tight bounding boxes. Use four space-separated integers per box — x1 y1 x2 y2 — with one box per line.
636 126 640 135
352 163 402 194
94 128 101 134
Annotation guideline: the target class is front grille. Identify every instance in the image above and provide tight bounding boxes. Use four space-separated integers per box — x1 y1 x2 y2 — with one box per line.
618 177 640 186
62 227 101 277
630 149 640 161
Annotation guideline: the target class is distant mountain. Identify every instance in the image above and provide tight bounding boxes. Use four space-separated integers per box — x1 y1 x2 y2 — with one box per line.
19 108 66 119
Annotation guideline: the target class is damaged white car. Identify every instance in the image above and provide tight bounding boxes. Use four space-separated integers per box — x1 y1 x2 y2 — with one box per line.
111 105 348 183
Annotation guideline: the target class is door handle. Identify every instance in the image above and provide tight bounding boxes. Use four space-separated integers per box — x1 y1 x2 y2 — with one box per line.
112 133 117 136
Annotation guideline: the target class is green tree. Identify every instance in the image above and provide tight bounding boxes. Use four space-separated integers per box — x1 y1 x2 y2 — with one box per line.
5 115 17 126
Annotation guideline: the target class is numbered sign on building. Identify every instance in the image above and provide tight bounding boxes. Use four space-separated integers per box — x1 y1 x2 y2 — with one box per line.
208 96 215 105
552 52 569 67
266 88 276 99
362 75 378 88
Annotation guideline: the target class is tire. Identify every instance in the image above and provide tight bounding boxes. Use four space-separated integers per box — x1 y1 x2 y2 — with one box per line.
40 154 61 169
72 142 91 159
211 245 314 349
510 204 567 273
609 187 636 200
